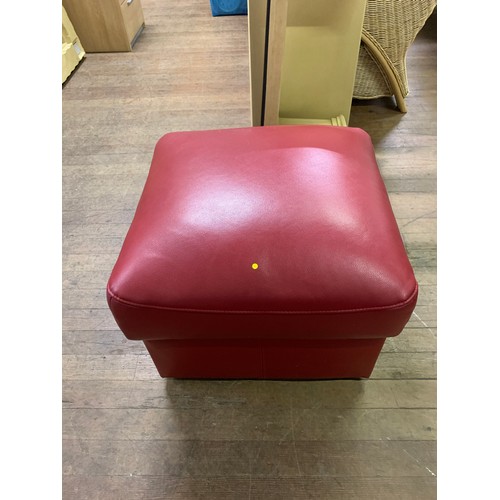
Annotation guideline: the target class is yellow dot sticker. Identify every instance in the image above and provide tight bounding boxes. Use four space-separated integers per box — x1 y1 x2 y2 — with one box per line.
251 263 259 270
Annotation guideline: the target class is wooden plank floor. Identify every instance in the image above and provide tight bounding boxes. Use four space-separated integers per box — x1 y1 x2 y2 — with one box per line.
62 2 437 499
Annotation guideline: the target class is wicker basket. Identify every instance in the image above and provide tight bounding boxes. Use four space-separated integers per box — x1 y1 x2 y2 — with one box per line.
354 0 437 111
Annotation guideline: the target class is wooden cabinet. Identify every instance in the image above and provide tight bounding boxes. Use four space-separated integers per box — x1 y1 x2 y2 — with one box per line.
62 0 145 53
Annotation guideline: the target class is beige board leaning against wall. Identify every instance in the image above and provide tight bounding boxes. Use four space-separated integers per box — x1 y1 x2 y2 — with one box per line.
248 0 367 126
62 6 85 84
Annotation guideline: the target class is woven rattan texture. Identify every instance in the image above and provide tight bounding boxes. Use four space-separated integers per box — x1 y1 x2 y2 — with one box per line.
354 0 436 100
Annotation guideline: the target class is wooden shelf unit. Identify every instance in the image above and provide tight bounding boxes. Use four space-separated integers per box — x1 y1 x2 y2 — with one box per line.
62 0 145 53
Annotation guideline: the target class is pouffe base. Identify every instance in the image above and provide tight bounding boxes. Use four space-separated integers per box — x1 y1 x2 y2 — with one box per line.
143 338 385 379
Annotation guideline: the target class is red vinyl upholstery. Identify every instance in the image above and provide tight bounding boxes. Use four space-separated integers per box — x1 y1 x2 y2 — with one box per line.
107 126 417 378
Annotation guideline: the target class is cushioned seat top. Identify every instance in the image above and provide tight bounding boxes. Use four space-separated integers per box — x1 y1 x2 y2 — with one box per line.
107 126 417 341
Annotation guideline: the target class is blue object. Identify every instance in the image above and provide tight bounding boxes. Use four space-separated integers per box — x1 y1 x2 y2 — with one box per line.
210 0 247 16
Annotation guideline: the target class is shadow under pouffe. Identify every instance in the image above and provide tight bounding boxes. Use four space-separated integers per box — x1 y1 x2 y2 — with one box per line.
106 125 418 379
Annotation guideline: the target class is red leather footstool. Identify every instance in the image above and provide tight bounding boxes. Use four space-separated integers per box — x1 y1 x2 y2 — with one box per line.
107 126 418 379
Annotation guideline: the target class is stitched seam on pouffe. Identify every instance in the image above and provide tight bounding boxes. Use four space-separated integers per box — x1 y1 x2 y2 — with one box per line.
107 283 418 315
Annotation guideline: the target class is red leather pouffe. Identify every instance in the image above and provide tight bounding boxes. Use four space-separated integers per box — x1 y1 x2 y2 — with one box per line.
107 126 418 379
